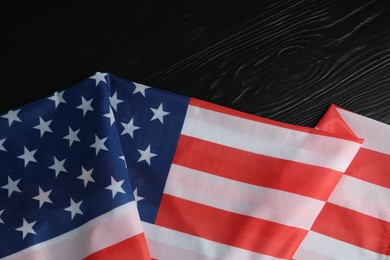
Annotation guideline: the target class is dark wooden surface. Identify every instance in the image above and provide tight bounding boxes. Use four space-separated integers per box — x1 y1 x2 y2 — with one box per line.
3 0 390 127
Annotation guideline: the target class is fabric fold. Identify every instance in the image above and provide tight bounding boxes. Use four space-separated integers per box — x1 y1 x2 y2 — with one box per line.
294 104 390 260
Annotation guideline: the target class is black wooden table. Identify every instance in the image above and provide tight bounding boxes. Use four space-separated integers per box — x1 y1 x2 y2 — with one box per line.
3 0 390 126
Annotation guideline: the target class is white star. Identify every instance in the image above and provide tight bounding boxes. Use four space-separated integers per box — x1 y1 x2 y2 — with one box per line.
150 103 170 124
77 96 94 116
121 118 140 138
17 146 37 167
133 188 144 202
33 187 52 208
0 209 4 224
103 106 115 126
1 109 22 126
90 72 108 86
33 117 53 137
1 176 21 197
137 145 157 165
119 155 127 168
90 135 108 155
64 198 83 220
78 166 95 187
63 127 81 147
109 91 123 111
0 138 6 152
48 91 66 108
106 176 125 198
48 156 67 177
133 82 151 97
16 218 37 239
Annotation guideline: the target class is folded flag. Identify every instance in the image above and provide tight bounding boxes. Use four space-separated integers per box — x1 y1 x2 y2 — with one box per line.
0 72 366 259
294 105 390 260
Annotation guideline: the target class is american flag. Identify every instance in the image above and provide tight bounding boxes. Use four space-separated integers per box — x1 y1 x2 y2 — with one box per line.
0 72 370 259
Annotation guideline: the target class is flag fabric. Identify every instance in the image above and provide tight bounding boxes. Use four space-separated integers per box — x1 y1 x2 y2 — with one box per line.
294 104 390 260
0 73 151 259
128 89 361 259
0 71 383 260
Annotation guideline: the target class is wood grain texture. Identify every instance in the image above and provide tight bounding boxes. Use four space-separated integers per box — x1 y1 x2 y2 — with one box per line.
2 0 390 126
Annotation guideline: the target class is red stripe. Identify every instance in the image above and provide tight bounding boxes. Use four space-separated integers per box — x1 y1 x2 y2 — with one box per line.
155 194 307 259
311 203 390 254
84 233 151 260
173 135 342 200
346 148 390 188
189 98 362 143
315 104 361 140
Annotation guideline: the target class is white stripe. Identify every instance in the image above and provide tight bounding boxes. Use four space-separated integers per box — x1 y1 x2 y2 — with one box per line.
183 105 361 172
294 231 387 260
6 201 143 260
336 107 390 154
165 164 325 230
328 175 390 221
142 221 282 260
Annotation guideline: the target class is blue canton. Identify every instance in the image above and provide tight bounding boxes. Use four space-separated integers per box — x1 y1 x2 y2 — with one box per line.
0 72 189 257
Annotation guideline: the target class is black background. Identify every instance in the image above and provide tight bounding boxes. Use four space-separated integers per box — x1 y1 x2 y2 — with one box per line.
3 0 390 127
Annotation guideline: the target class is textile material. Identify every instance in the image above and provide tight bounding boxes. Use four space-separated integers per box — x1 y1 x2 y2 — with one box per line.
0 73 151 259
1 71 387 259
294 104 390 260
140 98 361 259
